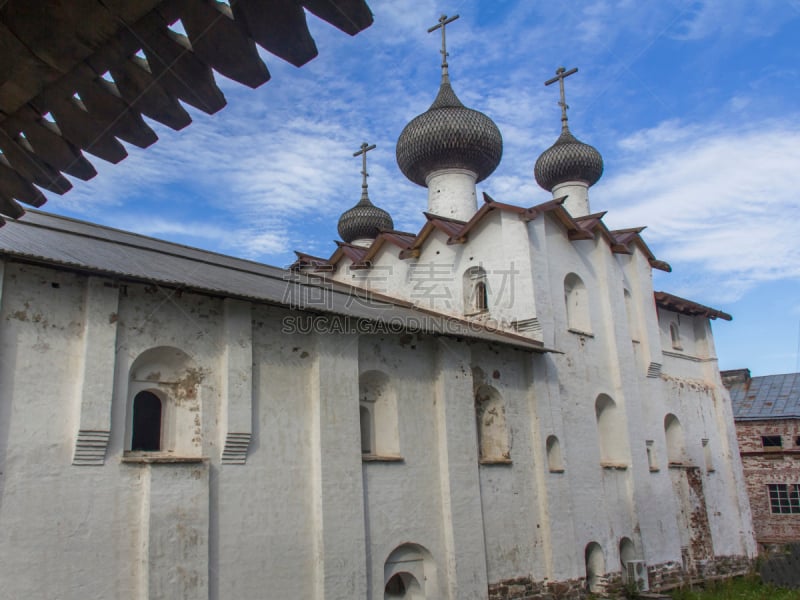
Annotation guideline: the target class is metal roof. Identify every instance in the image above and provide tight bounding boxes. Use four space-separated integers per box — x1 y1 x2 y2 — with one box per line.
0 210 549 353
728 372 800 421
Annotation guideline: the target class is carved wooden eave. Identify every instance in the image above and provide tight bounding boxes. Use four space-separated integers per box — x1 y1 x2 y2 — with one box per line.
654 290 732 321
0 0 373 224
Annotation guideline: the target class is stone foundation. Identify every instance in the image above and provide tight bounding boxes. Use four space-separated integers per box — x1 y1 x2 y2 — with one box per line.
487 555 752 599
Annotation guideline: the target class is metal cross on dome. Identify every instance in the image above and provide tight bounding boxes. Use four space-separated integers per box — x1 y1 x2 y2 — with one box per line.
353 142 376 198
428 14 459 79
545 66 578 129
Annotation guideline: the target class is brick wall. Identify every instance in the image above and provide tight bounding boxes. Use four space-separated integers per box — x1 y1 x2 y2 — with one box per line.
487 556 751 599
735 420 800 545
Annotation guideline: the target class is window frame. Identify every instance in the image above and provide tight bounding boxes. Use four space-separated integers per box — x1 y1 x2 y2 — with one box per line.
768 483 800 514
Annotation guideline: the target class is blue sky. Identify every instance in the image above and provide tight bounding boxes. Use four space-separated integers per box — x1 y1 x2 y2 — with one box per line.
42 0 800 376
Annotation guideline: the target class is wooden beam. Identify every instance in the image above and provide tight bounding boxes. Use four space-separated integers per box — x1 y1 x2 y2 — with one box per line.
177 0 270 89
110 56 192 131
74 67 158 148
0 158 47 207
0 192 25 219
134 14 227 114
302 0 373 36
1 109 97 181
0 128 71 194
0 23 63 113
0 1 118 74
39 92 128 164
232 0 318 67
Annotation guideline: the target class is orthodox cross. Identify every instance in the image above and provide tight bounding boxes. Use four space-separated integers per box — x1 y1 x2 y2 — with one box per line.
353 142 376 200
544 66 578 129
428 14 459 79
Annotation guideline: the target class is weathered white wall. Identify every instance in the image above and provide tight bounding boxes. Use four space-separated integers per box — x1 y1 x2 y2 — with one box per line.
0 182 754 600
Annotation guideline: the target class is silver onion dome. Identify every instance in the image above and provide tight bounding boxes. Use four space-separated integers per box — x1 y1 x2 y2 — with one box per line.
337 196 394 243
534 126 604 192
396 80 503 187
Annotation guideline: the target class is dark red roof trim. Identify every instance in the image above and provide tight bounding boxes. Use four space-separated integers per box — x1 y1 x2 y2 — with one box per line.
654 291 732 321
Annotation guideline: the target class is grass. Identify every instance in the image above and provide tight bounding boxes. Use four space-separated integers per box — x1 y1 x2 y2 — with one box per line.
668 575 800 600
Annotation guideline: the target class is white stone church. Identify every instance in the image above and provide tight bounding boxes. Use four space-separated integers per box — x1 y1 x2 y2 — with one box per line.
0 24 755 600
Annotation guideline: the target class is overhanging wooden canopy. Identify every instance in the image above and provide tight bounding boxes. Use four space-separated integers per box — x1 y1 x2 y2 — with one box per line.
0 0 373 224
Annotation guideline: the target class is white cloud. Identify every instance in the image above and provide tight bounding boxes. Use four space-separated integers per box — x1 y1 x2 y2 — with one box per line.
599 118 800 302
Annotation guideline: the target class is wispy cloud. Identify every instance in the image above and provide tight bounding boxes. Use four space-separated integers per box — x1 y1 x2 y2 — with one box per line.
599 118 800 302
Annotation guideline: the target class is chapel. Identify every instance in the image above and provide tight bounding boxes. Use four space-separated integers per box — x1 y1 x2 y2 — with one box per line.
0 14 755 600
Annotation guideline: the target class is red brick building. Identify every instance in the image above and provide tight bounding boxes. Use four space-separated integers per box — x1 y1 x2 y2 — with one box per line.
724 370 800 549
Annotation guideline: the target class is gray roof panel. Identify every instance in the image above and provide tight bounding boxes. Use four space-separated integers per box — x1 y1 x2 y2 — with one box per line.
729 372 800 420
0 210 549 353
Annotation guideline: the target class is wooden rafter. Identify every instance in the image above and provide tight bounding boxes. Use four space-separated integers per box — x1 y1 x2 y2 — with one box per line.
0 0 373 224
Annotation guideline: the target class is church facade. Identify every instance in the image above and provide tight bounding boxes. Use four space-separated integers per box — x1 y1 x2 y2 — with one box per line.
0 22 755 600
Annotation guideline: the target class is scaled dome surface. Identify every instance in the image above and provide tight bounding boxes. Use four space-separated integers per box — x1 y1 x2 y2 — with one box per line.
534 127 604 191
396 81 503 187
337 198 394 243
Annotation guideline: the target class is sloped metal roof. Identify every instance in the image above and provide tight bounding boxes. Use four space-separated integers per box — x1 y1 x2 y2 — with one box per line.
729 372 800 420
0 209 549 353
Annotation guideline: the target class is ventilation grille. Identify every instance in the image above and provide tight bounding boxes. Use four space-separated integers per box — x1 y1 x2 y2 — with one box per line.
647 362 662 378
72 430 110 466
222 432 252 465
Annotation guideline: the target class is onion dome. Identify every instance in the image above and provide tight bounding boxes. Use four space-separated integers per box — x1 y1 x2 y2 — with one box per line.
534 125 604 191
534 66 603 191
337 196 393 243
396 78 503 187
338 142 394 243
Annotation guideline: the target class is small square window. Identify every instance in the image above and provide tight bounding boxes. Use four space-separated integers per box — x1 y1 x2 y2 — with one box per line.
768 484 800 514
795 436 800 447
761 435 782 450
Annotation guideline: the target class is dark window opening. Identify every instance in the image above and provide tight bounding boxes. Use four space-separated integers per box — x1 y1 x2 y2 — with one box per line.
475 281 488 312
131 391 162 451
761 435 783 449
795 436 800 447
360 405 373 455
768 483 800 514
385 573 406 596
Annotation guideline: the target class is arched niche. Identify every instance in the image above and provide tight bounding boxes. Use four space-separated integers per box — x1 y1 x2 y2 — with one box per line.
546 434 564 472
664 413 686 465
384 543 437 600
624 289 639 341
585 542 606 593
475 384 510 463
125 346 203 457
564 272 591 333
463 266 489 315
619 537 636 568
595 394 626 464
360 370 399 458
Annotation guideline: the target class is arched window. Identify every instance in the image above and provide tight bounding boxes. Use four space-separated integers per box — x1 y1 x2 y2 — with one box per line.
564 273 591 333
669 321 682 349
384 543 437 599
360 370 399 458
595 394 626 465
624 289 639 341
546 435 564 472
360 405 374 454
131 391 162 451
463 267 489 315
475 384 510 463
585 542 606 594
664 413 686 465
126 346 202 457
619 537 636 568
